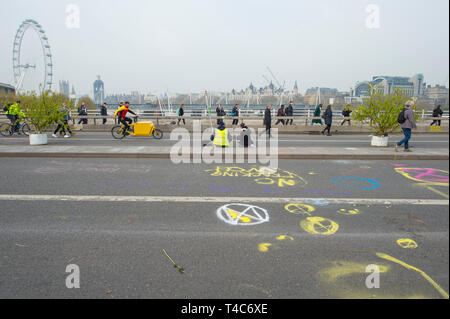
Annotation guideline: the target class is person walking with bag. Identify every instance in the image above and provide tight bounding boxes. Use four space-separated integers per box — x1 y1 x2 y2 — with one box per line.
321 105 333 136
430 105 443 126
395 100 417 152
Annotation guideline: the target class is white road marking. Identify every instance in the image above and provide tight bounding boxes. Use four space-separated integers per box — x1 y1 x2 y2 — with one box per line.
0 194 447 205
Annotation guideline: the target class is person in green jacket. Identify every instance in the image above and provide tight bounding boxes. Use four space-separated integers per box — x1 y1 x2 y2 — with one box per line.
311 104 323 125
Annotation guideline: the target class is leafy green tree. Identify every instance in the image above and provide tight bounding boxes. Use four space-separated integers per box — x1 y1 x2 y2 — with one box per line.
352 85 421 136
18 91 72 134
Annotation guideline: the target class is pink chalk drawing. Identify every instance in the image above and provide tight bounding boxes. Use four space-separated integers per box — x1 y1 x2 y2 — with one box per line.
395 168 449 184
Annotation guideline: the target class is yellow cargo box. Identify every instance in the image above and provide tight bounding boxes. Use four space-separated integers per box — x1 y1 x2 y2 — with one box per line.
133 121 154 136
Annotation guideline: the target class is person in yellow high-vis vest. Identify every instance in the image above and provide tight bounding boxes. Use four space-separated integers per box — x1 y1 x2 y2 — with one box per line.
210 123 232 147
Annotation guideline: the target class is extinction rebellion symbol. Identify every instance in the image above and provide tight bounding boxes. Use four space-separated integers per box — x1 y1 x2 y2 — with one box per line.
216 203 270 226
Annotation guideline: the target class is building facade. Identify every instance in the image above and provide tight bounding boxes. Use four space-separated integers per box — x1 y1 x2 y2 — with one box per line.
0 82 15 95
351 74 426 98
93 75 105 105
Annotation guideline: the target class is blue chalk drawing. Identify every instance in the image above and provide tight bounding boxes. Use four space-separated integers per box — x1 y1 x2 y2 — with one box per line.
332 177 379 190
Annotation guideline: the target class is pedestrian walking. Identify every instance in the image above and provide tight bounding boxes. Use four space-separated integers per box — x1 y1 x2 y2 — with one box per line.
275 105 285 125
395 100 417 152
285 101 294 125
430 105 443 126
231 104 239 125
101 103 108 125
262 104 272 138
77 102 86 124
216 104 226 126
52 104 72 138
312 104 323 125
177 104 185 125
321 105 333 136
341 104 352 126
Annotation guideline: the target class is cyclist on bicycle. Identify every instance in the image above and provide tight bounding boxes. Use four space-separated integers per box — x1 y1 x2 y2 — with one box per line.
5 101 25 134
114 101 139 135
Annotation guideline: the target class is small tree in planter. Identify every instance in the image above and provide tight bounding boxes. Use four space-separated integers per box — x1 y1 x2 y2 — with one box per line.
352 85 421 146
18 91 71 145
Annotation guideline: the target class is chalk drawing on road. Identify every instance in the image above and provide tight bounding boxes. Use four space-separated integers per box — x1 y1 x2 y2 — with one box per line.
303 198 329 206
332 177 379 190
258 243 272 252
337 208 362 215
216 203 269 226
299 216 339 235
396 238 418 249
284 203 316 216
276 235 294 241
205 166 308 188
395 168 449 185
258 234 294 253
394 167 449 199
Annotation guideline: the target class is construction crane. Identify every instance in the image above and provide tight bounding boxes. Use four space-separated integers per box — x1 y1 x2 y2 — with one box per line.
266 66 285 93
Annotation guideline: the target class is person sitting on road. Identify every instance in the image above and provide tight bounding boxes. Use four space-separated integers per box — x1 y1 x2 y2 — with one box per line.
238 122 254 147
210 122 232 147
114 101 138 135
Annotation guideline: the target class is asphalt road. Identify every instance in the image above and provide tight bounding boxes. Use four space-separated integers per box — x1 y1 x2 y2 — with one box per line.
0 159 448 298
0 133 449 149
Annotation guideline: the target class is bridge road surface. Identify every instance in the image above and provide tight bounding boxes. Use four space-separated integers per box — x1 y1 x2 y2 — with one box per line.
0 158 448 298
0 133 449 149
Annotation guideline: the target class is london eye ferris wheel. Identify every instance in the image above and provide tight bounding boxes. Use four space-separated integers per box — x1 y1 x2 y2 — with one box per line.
12 19 53 93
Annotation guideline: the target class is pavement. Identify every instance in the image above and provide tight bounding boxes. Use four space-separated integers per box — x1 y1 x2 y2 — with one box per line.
0 158 448 298
0 133 448 160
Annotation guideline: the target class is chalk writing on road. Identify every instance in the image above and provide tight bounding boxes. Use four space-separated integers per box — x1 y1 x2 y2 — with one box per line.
205 166 307 188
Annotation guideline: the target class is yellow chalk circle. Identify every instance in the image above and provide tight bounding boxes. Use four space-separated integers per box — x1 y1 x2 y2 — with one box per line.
300 216 339 235
284 203 316 216
396 238 418 249
258 243 272 252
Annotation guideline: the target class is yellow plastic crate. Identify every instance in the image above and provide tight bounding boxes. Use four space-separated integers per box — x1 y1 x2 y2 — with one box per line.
133 121 154 136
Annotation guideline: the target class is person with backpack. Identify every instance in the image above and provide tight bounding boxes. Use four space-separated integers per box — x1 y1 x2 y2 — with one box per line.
275 105 285 126
341 104 352 126
177 104 185 125
430 105 443 126
6 100 25 134
395 100 417 152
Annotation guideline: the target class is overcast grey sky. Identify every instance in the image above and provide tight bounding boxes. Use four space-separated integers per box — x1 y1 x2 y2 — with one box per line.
0 0 448 96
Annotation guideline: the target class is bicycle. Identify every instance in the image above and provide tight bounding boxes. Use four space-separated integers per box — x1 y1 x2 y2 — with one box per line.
0 119 35 137
111 117 163 140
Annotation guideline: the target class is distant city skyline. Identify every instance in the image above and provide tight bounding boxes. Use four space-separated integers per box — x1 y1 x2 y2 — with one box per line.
0 0 448 95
